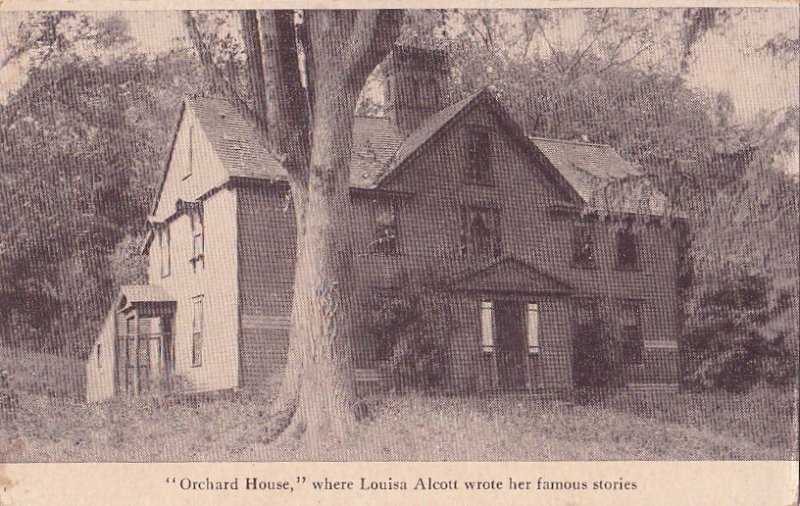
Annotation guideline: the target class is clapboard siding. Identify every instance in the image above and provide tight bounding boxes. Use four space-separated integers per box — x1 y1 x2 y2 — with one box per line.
237 185 296 390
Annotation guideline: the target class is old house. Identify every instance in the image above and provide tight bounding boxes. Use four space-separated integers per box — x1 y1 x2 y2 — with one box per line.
86 46 683 402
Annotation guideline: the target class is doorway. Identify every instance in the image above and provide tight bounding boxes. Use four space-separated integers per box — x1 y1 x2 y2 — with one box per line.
572 300 611 388
493 300 528 390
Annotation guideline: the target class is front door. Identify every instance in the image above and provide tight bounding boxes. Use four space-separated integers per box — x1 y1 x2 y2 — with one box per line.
494 300 527 390
572 300 610 388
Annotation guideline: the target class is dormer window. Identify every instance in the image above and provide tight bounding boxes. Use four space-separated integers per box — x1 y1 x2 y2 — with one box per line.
370 208 399 256
466 128 492 184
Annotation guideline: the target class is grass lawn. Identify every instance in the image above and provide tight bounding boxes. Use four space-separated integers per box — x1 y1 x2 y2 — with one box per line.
1 387 795 462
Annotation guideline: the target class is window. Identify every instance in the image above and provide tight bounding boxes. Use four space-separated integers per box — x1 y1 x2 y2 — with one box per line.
572 223 596 268
185 125 194 178
480 301 494 353
616 226 638 269
460 206 502 258
619 301 643 365
159 226 171 278
96 344 102 369
370 207 399 255
574 299 601 336
526 303 540 354
466 128 492 184
190 206 205 272
191 296 203 367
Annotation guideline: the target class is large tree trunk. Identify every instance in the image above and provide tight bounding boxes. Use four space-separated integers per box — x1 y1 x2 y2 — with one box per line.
188 9 401 443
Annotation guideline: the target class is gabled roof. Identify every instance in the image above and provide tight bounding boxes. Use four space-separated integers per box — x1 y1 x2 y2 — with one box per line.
187 97 286 181
454 255 572 295
530 137 676 217
149 89 675 228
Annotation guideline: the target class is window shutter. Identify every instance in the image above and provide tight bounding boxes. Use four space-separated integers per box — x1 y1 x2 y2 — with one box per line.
526 302 540 354
480 301 494 353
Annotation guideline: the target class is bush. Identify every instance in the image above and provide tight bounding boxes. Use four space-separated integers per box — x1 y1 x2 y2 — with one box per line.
364 285 451 392
684 273 798 392
0 369 19 418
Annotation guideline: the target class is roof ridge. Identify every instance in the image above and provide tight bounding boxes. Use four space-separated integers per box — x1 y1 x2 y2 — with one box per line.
529 135 611 148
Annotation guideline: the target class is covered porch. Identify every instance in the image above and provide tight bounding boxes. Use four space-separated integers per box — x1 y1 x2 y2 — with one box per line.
451 255 574 393
115 285 177 396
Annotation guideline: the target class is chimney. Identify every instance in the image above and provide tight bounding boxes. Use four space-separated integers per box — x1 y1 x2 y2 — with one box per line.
384 45 449 136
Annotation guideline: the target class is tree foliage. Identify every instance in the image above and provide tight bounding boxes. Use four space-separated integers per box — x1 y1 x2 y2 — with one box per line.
0 14 200 354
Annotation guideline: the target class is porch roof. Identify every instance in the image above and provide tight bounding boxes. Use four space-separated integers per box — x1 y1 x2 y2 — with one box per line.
117 285 175 311
453 255 573 295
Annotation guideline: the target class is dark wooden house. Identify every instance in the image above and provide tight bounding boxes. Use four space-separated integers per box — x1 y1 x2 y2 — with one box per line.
86 46 683 401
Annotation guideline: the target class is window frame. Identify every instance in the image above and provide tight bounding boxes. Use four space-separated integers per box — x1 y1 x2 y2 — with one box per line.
615 225 640 270
618 299 644 365
159 225 171 278
370 204 400 256
572 222 597 269
465 126 493 185
460 205 502 258
184 124 194 180
190 205 205 272
191 296 203 368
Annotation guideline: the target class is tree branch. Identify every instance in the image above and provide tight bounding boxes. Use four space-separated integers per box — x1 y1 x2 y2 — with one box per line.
258 10 310 184
239 11 270 133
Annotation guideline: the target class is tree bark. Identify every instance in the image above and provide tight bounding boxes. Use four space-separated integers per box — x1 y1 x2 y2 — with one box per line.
235 9 402 442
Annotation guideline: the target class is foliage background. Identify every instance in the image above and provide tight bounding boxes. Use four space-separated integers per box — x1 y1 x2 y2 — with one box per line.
0 9 797 389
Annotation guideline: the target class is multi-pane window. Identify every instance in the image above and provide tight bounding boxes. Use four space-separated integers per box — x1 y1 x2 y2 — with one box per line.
159 226 171 278
616 226 639 269
619 301 643 365
466 128 492 184
460 206 501 258
190 206 205 272
371 208 399 255
572 223 596 268
191 296 203 367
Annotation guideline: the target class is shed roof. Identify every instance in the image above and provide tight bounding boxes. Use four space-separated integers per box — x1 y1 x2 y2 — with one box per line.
530 137 676 217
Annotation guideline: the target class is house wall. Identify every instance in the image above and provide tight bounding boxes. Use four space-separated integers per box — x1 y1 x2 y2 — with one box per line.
228 99 680 394
374 102 681 388
86 309 116 402
446 295 573 394
237 183 295 391
146 108 240 394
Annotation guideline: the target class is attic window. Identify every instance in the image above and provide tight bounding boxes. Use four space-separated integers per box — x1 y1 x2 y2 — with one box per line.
370 208 399 256
466 128 492 184
460 206 501 258
185 125 194 179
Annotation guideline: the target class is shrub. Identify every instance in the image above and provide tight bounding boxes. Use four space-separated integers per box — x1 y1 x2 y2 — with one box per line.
364 285 451 392
0 369 19 418
684 273 798 392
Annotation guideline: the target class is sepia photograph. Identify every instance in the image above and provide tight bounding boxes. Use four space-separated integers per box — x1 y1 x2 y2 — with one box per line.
0 5 797 470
